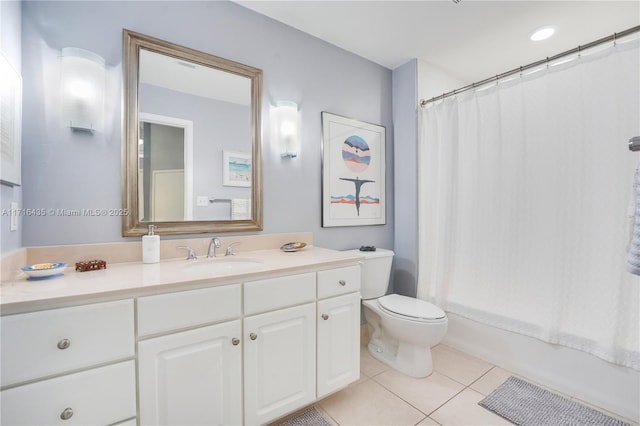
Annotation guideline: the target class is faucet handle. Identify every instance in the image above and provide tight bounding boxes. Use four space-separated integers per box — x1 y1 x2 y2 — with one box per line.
225 242 241 256
176 246 197 261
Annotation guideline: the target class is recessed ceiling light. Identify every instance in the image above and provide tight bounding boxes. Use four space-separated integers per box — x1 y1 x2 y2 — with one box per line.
530 27 556 41
177 61 196 69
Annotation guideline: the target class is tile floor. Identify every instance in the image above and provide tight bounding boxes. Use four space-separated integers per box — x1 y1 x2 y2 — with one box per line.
308 343 638 426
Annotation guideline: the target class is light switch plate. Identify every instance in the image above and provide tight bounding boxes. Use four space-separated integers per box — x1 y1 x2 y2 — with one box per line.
197 196 209 207
10 202 18 231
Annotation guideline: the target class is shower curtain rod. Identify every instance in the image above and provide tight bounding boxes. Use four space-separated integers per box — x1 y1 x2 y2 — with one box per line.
419 25 640 108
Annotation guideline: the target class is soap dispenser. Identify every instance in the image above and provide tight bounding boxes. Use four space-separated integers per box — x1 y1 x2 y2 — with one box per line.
142 225 160 264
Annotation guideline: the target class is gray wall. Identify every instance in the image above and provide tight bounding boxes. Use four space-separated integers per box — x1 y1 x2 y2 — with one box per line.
391 59 419 297
20 1 394 251
0 0 23 255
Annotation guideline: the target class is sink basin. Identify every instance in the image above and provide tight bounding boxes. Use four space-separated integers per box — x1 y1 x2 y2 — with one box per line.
182 257 263 273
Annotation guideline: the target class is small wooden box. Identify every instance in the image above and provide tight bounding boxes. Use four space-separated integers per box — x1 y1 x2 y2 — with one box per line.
75 260 107 272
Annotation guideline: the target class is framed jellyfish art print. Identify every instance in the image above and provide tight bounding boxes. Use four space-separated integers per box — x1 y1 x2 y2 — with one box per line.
321 112 386 227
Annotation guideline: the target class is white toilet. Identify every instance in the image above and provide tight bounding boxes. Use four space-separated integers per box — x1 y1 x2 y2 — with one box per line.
347 248 448 378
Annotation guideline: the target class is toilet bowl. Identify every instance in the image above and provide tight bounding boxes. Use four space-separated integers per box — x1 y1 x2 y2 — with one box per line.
363 294 447 377
344 249 448 378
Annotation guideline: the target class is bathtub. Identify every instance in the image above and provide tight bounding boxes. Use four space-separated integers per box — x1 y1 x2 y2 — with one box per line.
442 312 640 422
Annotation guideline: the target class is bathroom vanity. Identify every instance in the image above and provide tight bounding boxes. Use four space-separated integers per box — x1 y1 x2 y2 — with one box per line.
0 246 362 426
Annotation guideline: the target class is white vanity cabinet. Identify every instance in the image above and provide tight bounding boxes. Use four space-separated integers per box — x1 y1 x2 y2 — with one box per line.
0 251 363 426
0 300 136 426
137 284 243 426
243 273 317 425
317 265 362 398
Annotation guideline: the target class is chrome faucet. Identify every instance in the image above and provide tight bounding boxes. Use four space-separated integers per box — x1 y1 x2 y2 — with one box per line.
207 237 221 258
225 242 241 256
176 246 197 261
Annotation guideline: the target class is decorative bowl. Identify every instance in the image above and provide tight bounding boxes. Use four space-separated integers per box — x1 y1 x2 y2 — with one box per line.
21 262 67 279
280 242 307 252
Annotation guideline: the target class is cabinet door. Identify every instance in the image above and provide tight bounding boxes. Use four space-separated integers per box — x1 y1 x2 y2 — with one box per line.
317 292 361 398
244 303 316 426
138 320 242 426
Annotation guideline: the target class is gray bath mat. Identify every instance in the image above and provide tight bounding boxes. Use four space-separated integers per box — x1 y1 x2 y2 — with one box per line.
479 376 631 426
276 407 332 426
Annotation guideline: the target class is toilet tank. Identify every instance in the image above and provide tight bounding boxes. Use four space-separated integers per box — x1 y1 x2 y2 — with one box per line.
343 248 394 300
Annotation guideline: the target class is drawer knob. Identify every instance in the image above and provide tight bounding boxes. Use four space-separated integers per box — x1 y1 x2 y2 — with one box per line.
321 314 329 320
60 407 74 420
57 338 71 350
339 280 346 286
231 338 240 346
249 332 258 340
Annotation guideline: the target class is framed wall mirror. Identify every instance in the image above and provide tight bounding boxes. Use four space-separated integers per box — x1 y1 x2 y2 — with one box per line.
122 29 263 236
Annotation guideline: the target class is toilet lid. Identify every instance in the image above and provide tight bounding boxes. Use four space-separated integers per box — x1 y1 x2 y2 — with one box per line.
378 294 446 320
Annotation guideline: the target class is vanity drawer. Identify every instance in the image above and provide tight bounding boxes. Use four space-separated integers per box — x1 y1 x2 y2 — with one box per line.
317 265 361 299
137 284 241 337
0 299 134 387
1 361 136 426
244 272 316 315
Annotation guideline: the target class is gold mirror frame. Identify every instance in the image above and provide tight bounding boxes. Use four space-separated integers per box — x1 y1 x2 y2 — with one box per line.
122 30 263 236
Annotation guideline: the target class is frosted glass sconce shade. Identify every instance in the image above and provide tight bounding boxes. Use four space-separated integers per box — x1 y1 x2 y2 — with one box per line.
271 101 300 158
61 47 105 133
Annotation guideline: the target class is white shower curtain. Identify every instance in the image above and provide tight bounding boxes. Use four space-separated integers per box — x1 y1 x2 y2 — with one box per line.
418 39 640 370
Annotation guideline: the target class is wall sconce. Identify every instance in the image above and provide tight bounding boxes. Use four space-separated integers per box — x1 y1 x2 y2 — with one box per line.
271 101 300 158
61 47 105 133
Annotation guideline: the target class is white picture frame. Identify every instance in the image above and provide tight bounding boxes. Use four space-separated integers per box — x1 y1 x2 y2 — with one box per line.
0 50 22 186
321 112 386 227
222 150 251 187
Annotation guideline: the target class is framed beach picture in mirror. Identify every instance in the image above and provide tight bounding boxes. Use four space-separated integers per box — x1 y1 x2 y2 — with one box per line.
223 150 252 187
321 112 385 227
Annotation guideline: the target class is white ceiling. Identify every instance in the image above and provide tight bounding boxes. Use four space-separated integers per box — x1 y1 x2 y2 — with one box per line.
235 1 640 84
139 49 251 105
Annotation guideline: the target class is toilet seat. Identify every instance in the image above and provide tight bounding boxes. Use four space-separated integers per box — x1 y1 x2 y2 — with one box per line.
377 294 446 321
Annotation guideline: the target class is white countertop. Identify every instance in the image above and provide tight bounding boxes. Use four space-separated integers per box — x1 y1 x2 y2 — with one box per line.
0 247 364 315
